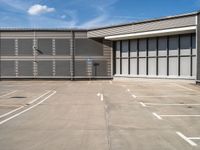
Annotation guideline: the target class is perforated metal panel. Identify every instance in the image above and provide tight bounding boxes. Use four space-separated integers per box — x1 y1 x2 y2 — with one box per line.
74 61 87 76
122 40 128 58
180 57 190 76
148 38 157 56
139 39 146 57
18 61 33 76
18 39 33 56
169 57 178 75
55 39 70 55
92 60 108 76
180 35 190 55
116 41 120 58
158 58 167 76
55 61 70 76
169 36 178 56
38 39 52 55
148 58 157 76
130 59 137 75
139 58 146 75
121 59 128 75
37 61 53 76
116 59 120 74
0 61 15 76
130 40 137 57
0 39 15 56
75 39 103 56
158 37 167 56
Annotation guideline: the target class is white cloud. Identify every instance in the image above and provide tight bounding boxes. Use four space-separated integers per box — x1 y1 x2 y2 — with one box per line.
28 4 55 15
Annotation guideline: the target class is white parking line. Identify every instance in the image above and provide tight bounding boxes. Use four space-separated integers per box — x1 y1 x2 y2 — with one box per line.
176 132 197 146
100 94 104 101
139 102 146 107
0 91 17 98
140 103 200 106
132 94 137 98
0 91 56 125
160 114 200 117
0 106 24 119
152 112 163 120
97 93 104 101
188 137 200 140
135 95 199 98
28 90 52 104
173 83 196 92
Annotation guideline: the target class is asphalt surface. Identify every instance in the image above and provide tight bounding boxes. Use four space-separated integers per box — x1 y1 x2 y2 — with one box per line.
0 79 200 150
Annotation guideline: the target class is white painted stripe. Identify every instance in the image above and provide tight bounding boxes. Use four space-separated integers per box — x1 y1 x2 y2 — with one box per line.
0 106 24 119
176 132 197 146
173 83 196 92
152 112 163 120
188 137 200 140
0 104 23 108
0 91 17 98
105 26 196 40
161 115 200 117
28 90 52 104
127 89 130 92
132 95 137 98
97 93 101 97
0 91 56 125
139 102 146 107
143 103 200 106
100 94 104 101
135 95 198 98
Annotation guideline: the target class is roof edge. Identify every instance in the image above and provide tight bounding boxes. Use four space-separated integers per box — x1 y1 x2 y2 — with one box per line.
88 11 199 31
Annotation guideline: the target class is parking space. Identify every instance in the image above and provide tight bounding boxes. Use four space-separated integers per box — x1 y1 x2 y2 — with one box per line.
0 79 200 150
121 79 200 148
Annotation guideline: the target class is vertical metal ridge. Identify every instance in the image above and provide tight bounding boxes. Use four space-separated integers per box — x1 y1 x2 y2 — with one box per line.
178 35 181 76
156 37 159 76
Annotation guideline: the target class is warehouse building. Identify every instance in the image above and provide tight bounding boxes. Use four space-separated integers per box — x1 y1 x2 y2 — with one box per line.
0 11 200 83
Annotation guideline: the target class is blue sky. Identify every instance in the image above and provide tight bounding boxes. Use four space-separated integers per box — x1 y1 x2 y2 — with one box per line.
0 0 199 28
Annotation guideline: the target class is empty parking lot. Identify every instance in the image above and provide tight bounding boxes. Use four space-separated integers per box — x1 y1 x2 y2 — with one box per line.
0 79 200 150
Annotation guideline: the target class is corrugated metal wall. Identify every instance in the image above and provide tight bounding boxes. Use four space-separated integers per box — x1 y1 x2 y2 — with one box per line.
114 33 197 79
88 15 196 38
0 31 112 79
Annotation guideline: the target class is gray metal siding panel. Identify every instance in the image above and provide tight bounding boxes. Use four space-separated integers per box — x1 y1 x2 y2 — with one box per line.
18 39 33 56
92 60 108 76
88 15 196 37
74 61 87 76
38 39 52 55
0 61 15 76
0 39 15 56
55 39 70 55
18 61 33 76
37 61 53 76
55 61 70 76
75 39 103 56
